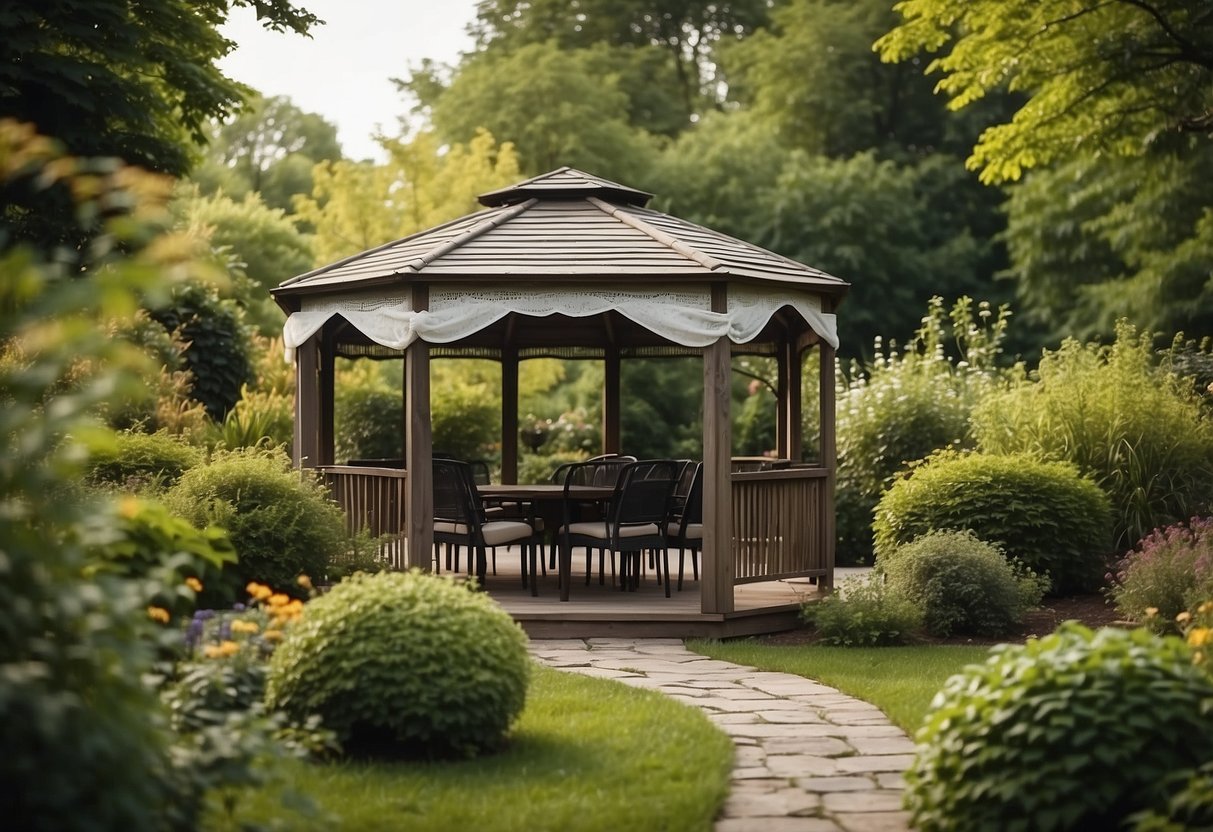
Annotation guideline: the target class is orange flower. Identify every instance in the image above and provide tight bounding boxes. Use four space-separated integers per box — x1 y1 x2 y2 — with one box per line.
246 582 272 601
185 577 203 593
231 619 260 634
203 640 240 659
297 574 313 591
262 630 284 642
1188 627 1212 648
268 593 290 607
146 606 171 624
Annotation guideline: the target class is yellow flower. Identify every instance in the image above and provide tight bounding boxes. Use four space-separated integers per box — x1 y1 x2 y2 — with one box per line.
1198 601 1213 616
246 582 272 601
1145 607 1159 619
202 641 239 659
262 629 284 642
268 593 290 607
231 620 260 634
146 606 171 624
1188 627 1212 648
119 496 141 519
297 574 313 591
185 577 203 593
1177 611 1192 625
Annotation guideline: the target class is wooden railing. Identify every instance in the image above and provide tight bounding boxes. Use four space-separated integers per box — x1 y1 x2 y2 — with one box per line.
317 463 831 588
731 467 829 584
317 465 408 569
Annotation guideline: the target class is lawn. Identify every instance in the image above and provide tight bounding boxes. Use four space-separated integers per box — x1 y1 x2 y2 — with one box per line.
685 641 992 733
211 664 734 832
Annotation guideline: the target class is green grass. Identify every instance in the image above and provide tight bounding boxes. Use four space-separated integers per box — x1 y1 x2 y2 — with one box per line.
210 665 733 832
686 640 991 733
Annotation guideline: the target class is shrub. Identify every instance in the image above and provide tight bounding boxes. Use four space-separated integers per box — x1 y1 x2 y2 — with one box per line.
265 571 530 758
165 448 346 594
432 381 499 461
800 574 922 646
873 450 1113 593
86 429 203 491
880 531 1047 638
218 384 293 450
835 297 1010 564
906 623 1213 831
335 381 401 463
1132 762 1213 832
973 321 1213 550
150 280 254 421
1110 518 1213 630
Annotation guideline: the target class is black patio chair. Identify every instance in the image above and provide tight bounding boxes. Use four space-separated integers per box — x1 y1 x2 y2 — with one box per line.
667 461 703 590
432 458 539 594
560 459 681 597
555 456 634 585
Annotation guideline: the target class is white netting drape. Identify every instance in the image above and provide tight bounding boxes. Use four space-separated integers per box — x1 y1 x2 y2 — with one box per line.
282 284 838 360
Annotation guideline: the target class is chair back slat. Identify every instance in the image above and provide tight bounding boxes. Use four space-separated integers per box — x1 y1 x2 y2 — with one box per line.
611 459 681 527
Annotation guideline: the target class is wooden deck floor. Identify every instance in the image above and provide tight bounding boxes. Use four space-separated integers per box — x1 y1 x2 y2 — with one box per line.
444 546 826 639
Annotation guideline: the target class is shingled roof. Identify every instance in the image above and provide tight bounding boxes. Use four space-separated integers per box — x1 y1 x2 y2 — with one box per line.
273 167 847 299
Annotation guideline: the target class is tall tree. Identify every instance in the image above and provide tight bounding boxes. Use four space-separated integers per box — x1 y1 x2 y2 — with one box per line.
876 0 1213 184
403 42 658 181
0 0 320 254
469 0 771 123
294 129 520 265
878 0 1213 344
192 93 343 214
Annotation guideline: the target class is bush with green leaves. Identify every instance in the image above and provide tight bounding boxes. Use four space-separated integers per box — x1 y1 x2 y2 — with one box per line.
335 380 402 463
973 321 1213 550
906 623 1213 831
85 429 203 491
1132 761 1213 831
1110 517 1213 631
873 451 1113 593
0 123 202 831
800 574 922 646
165 448 346 593
880 531 1047 637
150 279 253 421
835 297 1010 564
266 571 530 758
432 381 500 461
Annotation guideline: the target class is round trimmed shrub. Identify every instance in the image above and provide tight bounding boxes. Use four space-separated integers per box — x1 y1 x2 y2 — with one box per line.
165 448 345 594
86 429 202 491
873 451 1113 593
906 623 1213 831
265 571 530 758
880 531 1047 637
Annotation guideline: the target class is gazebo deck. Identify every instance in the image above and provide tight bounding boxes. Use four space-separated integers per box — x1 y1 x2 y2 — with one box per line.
461 546 823 639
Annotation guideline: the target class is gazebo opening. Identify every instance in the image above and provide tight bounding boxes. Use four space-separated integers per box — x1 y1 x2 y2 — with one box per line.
273 167 848 637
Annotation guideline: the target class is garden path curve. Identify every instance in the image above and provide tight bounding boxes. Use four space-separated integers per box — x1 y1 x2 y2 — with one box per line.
529 638 913 832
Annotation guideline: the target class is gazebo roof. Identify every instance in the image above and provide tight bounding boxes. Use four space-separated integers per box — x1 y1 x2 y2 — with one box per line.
274 167 847 299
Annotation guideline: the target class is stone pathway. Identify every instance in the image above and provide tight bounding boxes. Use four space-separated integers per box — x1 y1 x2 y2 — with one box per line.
529 638 913 832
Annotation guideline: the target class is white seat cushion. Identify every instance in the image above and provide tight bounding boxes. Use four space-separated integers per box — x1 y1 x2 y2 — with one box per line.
434 521 469 535
667 522 703 541
480 520 534 547
562 521 661 540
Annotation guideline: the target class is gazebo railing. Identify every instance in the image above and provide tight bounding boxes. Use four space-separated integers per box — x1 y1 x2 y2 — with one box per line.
731 467 830 584
318 465 408 569
317 463 831 587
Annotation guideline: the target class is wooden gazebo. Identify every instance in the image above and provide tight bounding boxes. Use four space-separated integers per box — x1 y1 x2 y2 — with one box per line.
273 168 848 637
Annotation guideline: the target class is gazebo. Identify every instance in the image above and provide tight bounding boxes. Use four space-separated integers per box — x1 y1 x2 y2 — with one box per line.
273 167 848 637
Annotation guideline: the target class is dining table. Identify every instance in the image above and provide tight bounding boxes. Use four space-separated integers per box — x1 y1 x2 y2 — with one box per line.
478 483 615 601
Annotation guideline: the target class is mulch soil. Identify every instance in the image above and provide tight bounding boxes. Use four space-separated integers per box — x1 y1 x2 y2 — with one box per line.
756 594 1130 647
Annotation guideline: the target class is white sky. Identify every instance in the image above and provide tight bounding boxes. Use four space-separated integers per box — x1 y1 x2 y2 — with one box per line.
218 0 480 161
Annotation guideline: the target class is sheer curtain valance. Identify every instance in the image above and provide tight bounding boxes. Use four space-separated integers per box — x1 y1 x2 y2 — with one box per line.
282 284 838 360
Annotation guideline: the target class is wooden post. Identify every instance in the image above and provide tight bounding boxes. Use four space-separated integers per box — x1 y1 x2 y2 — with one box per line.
788 340 803 462
293 336 320 469
603 348 621 455
776 338 789 459
318 332 335 466
502 347 519 484
702 284 734 614
819 340 836 591
405 286 433 570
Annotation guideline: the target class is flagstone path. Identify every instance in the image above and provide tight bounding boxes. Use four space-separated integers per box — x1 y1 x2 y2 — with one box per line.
529 638 913 832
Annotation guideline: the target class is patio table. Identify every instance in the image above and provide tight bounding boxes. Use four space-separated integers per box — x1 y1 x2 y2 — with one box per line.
478 483 614 601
